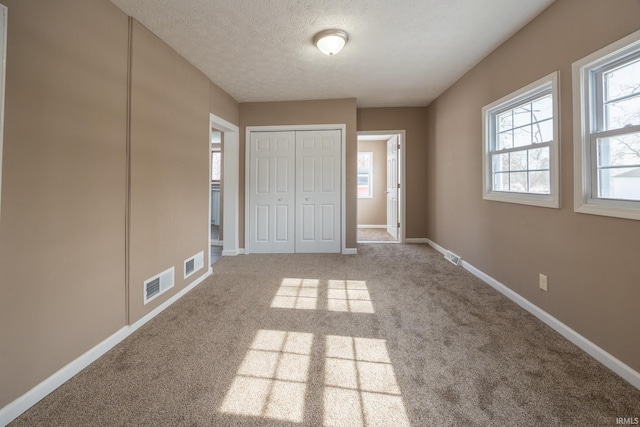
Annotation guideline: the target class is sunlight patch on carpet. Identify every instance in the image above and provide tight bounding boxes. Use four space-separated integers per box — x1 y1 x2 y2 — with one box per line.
219 330 312 423
327 280 375 314
324 336 410 427
271 278 319 310
270 278 375 313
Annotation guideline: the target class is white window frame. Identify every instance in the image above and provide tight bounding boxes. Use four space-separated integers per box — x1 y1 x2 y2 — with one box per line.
573 29 640 221
0 6 7 222
482 71 560 208
357 151 373 199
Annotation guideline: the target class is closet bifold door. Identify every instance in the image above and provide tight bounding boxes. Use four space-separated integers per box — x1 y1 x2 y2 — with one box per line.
248 131 296 253
295 130 341 253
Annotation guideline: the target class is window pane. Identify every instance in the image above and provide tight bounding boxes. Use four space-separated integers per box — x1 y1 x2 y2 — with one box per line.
604 95 640 130
528 147 550 170
604 57 640 101
357 153 371 169
514 126 532 147
597 133 640 167
532 119 553 143
493 172 509 192
497 111 513 132
498 131 513 150
509 172 528 192
529 171 550 194
598 167 640 201
357 152 373 198
212 152 221 181
532 95 553 122
493 153 509 173
509 150 527 171
513 105 532 127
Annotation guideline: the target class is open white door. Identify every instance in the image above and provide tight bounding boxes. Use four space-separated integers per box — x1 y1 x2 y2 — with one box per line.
386 135 399 239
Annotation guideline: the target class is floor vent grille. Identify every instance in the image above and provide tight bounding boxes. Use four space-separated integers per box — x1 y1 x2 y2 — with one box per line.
445 250 462 266
143 267 175 304
184 251 205 279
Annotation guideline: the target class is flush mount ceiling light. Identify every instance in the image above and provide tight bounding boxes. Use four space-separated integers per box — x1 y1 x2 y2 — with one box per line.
313 29 348 56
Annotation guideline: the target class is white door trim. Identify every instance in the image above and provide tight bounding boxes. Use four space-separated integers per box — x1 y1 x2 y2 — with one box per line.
245 124 347 254
210 113 240 256
356 130 406 243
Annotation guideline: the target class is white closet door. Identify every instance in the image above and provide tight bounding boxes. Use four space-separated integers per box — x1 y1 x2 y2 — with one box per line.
295 130 341 253
249 131 295 253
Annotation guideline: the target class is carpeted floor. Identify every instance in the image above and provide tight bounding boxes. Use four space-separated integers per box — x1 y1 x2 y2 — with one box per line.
10 244 639 426
357 227 397 242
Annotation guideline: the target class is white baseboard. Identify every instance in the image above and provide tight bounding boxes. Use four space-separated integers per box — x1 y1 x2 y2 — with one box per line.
342 248 357 255
221 248 244 256
404 238 430 243
357 225 386 229
0 269 212 427
424 238 640 391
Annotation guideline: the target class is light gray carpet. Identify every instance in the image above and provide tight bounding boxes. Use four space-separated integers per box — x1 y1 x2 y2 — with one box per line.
11 244 640 426
357 228 396 242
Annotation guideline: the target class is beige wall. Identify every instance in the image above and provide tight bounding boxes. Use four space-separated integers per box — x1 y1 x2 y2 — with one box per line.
357 108 429 238
210 81 239 126
0 0 129 407
0 1 239 409
425 0 640 372
128 20 211 322
239 99 358 248
357 140 387 225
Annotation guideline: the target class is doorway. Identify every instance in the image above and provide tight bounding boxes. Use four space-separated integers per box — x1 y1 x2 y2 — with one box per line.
210 129 223 265
356 131 405 243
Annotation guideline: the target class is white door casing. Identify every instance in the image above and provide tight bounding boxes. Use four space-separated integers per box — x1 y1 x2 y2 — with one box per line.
210 113 240 257
248 131 296 253
295 130 342 253
386 135 399 239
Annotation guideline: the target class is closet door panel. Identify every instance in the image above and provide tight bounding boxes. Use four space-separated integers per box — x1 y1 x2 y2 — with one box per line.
249 131 295 253
295 130 341 253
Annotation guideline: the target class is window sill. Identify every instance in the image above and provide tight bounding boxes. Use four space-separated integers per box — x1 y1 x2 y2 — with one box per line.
575 201 640 221
483 191 560 209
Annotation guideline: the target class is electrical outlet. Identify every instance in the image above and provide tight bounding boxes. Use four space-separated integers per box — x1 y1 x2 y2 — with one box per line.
539 274 548 291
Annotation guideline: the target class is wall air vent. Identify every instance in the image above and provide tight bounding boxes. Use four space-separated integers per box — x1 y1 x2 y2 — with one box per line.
184 251 204 279
145 277 160 300
185 259 195 276
143 267 175 304
445 250 462 266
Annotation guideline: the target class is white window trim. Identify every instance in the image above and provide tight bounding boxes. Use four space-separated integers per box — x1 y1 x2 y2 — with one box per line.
0 6 7 222
572 28 640 221
357 151 373 199
482 71 560 208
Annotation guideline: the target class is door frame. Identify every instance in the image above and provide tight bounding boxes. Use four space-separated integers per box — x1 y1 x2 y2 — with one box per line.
245 124 347 254
356 130 406 243
210 113 241 256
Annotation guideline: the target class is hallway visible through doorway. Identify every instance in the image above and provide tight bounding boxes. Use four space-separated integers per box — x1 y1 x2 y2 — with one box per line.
356 131 405 243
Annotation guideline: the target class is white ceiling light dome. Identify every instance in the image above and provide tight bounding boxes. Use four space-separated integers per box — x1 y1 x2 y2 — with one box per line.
313 29 348 56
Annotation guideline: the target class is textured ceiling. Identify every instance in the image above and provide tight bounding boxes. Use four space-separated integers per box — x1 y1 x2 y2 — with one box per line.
110 0 555 107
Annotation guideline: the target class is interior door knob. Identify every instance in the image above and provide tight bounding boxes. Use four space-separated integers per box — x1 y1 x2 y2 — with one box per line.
305 197 310 201
278 197 283 201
